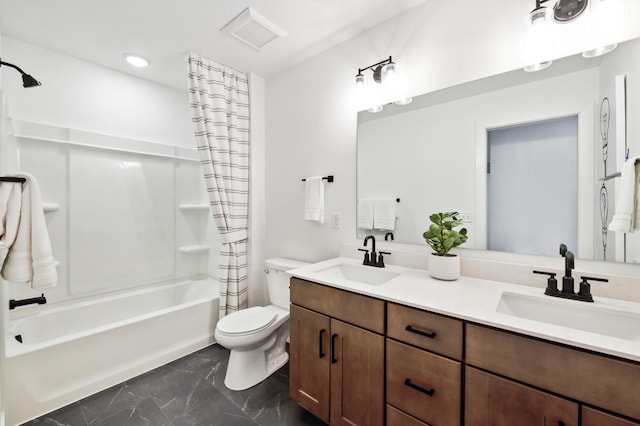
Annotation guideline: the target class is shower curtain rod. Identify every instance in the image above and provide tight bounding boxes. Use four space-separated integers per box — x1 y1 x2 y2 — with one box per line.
0 177 26 183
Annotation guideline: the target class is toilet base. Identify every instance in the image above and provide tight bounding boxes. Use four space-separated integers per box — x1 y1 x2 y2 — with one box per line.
223 324 290 391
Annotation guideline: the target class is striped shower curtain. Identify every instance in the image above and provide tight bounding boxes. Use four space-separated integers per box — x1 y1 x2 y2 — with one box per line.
186 52 250 318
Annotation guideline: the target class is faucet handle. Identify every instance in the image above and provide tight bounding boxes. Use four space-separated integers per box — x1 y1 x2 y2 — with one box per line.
377 251 391 267
578 275 608 302
358 248 371 265
533 270 558 294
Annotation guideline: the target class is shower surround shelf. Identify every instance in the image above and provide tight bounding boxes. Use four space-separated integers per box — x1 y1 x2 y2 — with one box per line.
179 245 210 254
179 204 209 211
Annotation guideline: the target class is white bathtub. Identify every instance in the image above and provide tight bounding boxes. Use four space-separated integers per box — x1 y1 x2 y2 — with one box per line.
3 278 219 426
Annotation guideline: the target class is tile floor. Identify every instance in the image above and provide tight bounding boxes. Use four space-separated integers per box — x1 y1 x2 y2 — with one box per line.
24 344 326 426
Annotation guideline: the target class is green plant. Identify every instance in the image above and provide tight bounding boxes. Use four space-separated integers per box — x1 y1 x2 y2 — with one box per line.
423 212 468 256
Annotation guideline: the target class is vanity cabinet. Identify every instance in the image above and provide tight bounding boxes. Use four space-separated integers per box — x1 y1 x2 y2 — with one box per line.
465 366 578 425
386 303 463 426
582 407 640 426
289 278 385 426
466 323 640 424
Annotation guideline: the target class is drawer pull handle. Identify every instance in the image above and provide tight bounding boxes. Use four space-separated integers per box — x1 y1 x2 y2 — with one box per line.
404 378 435 396
331 333 338 364
319 329 326 358
405 325 437 339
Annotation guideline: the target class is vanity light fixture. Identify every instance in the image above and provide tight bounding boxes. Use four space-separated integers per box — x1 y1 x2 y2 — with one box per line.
0 58 41 88
355 56 396 85
527 0 588 26
124 54 149 68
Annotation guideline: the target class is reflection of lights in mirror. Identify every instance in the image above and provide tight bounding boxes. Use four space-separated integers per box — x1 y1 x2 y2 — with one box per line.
524 60 553 72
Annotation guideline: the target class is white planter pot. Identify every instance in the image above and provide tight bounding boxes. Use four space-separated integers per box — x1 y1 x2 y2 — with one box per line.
428 253 460 281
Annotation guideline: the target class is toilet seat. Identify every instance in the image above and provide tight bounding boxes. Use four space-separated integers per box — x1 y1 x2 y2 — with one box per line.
216 306 277 337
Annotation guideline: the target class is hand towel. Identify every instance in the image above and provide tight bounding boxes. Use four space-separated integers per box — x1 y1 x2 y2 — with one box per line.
303 176 325 223
374 198 397 231
1 172 58 289
357 198 374 229
609 157 640 233
0 182 22 250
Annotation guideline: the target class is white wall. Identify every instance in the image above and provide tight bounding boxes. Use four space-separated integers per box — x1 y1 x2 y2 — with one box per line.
1 37 193 147
265 0 640 263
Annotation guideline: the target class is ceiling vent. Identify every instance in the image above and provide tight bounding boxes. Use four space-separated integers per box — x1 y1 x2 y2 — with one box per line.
220 7 287 51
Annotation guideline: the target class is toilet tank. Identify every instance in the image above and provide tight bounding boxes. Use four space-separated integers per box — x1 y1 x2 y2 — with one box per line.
265 258 309 308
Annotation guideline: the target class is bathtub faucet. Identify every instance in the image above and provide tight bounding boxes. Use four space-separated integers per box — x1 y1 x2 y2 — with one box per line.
9 294 47 310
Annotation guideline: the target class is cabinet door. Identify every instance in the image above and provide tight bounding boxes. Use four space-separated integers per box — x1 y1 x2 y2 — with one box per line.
582 407 640 426
330 319 384 426
465 367 578 426
289 304 331 423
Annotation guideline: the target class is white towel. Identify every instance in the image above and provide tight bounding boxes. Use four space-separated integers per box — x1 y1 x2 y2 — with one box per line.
374 198 397 231
357 199 374 229
303 176 325 223
0 172 58 289
609 157 640 233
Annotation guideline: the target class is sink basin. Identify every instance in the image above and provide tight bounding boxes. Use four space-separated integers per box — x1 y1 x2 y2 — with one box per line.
496 292 640 342
314 263 400 286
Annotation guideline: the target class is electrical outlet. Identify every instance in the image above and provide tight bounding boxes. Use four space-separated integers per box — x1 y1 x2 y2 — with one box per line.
331 213 341 229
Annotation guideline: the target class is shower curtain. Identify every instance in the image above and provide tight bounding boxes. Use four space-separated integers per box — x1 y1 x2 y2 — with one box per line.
187 52 250 318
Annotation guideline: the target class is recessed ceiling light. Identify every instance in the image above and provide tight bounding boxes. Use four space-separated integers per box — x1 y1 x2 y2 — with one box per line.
124 54 149 68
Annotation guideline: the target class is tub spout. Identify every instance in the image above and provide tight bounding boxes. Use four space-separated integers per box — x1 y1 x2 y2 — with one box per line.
9 294 46 310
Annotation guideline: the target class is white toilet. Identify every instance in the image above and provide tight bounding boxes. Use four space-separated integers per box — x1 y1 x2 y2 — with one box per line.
214 257 308 391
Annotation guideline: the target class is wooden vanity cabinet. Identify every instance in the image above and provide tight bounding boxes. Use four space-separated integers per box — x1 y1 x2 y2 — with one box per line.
386 303 463 426
289 278 385 426
465 366 578 426
466 323 640 424
582 407 640 426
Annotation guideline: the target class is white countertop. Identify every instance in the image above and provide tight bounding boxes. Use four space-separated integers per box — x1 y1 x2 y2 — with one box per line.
289 257 640 362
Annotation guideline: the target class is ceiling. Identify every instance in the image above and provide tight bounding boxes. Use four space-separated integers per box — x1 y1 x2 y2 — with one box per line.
0 0 430 89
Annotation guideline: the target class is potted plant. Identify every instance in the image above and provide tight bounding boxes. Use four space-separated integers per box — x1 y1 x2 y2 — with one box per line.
423 212 468 280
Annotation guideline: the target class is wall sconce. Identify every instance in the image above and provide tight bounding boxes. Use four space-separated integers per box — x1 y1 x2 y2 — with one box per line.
355 56 396 86
0 58 41 88
527 0 588 26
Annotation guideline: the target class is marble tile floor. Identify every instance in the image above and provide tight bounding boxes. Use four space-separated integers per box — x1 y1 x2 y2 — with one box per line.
25 344 326 426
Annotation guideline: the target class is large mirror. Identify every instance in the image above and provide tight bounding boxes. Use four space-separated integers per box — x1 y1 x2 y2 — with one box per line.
357 36 640 263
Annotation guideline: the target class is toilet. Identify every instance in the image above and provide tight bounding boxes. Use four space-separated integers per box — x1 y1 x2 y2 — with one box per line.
214 257 309 391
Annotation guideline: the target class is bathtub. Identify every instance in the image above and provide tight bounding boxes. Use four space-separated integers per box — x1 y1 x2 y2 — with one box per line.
2 278 219 426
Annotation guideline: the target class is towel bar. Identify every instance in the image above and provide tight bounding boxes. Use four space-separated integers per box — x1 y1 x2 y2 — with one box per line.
0 177 26 183
301 175 334 183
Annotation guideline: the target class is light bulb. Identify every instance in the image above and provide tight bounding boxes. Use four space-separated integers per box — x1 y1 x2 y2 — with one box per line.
524 60 552 72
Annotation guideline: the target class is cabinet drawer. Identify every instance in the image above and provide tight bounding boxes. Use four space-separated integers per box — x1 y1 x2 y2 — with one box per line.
387 303 463 360
466 324 640 420
465 366 578 426
386 405 430 426
582 407 640 426
290 278 384 333
386 339 460 426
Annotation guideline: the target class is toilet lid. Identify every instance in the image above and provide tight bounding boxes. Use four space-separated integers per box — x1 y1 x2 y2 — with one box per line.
216 306 278 336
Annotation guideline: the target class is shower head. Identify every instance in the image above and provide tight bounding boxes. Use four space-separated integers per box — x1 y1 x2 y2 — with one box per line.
0 59 42 88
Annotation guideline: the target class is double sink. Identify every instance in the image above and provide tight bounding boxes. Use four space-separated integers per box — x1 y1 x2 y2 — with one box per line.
302 259 640 345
